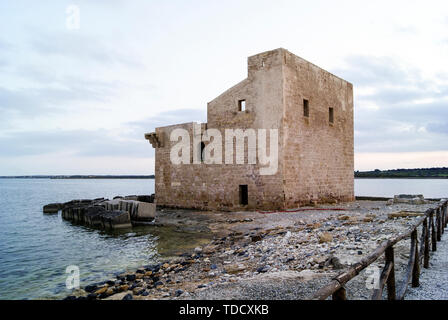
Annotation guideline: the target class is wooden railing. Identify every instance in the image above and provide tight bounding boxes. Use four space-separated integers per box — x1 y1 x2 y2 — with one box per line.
310 200 448 300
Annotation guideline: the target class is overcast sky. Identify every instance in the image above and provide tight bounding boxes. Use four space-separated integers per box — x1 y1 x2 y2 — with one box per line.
1 0 448 175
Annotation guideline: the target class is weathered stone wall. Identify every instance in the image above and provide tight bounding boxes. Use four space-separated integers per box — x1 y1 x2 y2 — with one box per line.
151 48 354 211
282 50 354 206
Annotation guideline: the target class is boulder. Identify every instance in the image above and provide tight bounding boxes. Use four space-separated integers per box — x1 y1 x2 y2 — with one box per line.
319 232 333 243
393 194 425 205
85 206 106 227
132 202 156 222
100 210 132 229
43 203 62 214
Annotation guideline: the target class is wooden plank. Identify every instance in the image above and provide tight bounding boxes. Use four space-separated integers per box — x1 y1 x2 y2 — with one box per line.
431 210 437 252
332 287 347 300
372 261 393 300
397 233 416 300
385 247 396 300
424 217 430 268
412 230 421 288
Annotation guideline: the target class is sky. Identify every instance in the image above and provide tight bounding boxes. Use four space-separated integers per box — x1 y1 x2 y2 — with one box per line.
0 0 448 175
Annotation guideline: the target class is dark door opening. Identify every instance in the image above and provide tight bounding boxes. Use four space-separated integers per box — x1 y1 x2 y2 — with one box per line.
239 185 248 206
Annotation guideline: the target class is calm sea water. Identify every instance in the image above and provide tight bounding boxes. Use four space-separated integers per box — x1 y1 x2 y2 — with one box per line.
355 178 448 198
0 178 447 300
0 178 211 300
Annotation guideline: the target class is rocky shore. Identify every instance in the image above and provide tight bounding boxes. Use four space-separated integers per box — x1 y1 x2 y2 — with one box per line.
64 197 445 300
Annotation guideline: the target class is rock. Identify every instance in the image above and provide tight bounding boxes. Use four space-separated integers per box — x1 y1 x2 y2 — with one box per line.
87 293 97 300
118 285 129 292
43 203 62 214
175 289 184 297
337 215 350 221
64 295 77 300
210 264 217 270
162 263 170 269
393 194 425 205
203 245 218 254
319 232 333 243
84 206 106 227
84 284 97 293
101 210 132 229
388 211 424 219
194 247 203 253
257 265 270 273
144 264 161 272
122 293 133 300
132 287 143 295
94 287 108 295
251 234 263 242
131 202 156 222
141 291 149 296
224 264 246 274
328 256 344 269
126 274 136 281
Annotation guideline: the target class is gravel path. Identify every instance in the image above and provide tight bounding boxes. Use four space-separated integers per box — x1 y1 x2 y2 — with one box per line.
406 230 448 300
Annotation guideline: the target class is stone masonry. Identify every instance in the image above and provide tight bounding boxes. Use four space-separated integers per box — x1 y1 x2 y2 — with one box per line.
145 48 354 211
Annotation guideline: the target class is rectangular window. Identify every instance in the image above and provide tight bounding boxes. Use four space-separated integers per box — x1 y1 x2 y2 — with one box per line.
239 185 248 205
329 107 334 124
238 100 246 112
303 99 309 117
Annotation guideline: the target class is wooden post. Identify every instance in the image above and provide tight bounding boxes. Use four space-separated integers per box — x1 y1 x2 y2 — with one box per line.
332 286 347 300
412 230 420 287
437 208 442 241
431 210 437 252
385 246 396 300
424 218 430 268
442 203 448 232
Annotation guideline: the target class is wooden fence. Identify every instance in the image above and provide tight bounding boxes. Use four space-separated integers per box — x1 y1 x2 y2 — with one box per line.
310 200 448 300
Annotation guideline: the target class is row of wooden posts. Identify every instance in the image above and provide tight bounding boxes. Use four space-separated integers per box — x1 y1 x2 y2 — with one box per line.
311 200 448 300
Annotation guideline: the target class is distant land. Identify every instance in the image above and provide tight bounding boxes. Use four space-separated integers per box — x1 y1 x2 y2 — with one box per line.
355 167 448 178
1 168 448 179
0 175 155 179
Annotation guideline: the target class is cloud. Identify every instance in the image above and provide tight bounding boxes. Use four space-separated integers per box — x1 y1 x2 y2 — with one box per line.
0 76 119 123
0 108 205 160
0 128 153 158
128 108 207 133
334 55 448 153
30 33 144 69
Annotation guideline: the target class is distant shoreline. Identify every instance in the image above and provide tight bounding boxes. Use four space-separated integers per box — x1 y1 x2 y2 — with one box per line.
0 175 155 179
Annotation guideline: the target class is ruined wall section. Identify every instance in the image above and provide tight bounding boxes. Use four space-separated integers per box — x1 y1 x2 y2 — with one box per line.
282 50 354 207
155 49 287 211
